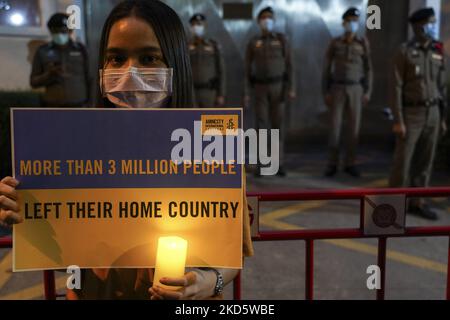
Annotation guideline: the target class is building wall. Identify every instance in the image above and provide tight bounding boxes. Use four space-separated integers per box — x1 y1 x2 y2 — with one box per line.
161 0 416 146
4 0 443 144
0 0 85 91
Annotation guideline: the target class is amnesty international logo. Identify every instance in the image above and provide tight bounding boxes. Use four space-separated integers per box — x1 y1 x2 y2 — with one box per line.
201 114 239 135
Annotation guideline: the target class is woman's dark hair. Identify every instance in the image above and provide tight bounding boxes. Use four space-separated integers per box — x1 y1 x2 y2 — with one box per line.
97 0 193 108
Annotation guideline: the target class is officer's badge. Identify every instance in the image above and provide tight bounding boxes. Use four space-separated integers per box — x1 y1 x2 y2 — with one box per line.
47 50 57 58
270 40 281 47
352 45 364 54
415 65 420 75
255 40 263 48
432 53 443 61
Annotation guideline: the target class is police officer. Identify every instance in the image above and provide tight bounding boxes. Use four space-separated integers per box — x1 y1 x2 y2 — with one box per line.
244 7 296 177
30 13 90 108
322 7 373 178
189 13 226 108
389 8 447 220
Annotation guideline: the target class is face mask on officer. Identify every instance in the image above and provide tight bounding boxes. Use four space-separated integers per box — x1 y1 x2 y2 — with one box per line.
259 18 274 32
100 67 173 109
423 22 438 40
191 25 205 38
344 21 359 34
52 33 70 46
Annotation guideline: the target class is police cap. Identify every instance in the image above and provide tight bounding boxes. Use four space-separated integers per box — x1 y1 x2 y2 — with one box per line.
189 13 206 24
342 7 360 20
257 6 274 19
47 13 69 30
409 7 435 24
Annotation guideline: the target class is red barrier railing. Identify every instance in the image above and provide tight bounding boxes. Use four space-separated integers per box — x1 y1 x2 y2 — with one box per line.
235 186 450 300
1 186 450 300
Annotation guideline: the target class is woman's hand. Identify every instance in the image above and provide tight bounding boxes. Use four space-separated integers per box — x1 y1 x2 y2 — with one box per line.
0 177 22 228
149 269 216 300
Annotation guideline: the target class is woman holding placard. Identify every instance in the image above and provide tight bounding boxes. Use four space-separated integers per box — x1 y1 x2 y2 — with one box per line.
0 0 253 300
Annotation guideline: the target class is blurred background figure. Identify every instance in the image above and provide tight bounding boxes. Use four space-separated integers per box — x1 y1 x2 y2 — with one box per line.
389 7 447 220
189 13 226 108
244 6 296 177
30 13 90 108
322 7 373 178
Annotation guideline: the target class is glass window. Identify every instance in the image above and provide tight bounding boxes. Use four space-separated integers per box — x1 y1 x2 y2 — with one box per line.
0 0 41 28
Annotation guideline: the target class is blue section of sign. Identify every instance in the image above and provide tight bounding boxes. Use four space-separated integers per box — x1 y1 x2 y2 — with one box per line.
12 109 242 189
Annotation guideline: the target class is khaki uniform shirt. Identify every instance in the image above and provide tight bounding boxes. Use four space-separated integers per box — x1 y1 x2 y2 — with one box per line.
30 40 90 107
189 37 226 96
245 32 295 95
390 38 447 123
322 35 373 97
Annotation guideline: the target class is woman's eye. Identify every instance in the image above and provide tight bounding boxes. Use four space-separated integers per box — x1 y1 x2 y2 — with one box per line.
140 55 157 66
107 55 127 67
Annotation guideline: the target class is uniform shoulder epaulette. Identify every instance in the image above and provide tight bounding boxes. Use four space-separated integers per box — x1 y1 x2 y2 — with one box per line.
401 41 413 52
406 39 419 49
275 32 287 41
208 38 219 48
39 42 53 51
328 37 341 50
355 35 368 44
251 34 261 42
71 41 82 50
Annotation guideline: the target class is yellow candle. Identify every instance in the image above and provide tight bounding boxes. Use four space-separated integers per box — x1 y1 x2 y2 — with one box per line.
153 236 188 290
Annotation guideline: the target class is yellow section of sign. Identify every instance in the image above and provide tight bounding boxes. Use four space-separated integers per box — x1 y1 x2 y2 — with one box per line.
201 114 239 135
13 188 243 271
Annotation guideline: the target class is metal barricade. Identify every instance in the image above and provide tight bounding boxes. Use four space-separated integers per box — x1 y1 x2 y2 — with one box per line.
234 187 450 300
1 186 449 300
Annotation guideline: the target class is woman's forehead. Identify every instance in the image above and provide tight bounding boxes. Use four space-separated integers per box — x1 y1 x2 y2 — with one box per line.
107 17 161 50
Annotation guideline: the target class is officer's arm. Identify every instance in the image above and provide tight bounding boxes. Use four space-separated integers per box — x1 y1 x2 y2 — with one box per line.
244 40 253 97
363 38 374 99
438 52 448 121
390 47 406 124
29 49 53 88
215 42 226 98
322 41 334 97
283 37 295 93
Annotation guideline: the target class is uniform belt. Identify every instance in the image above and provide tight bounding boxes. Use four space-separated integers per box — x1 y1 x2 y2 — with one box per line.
404 99 439 108
194 78 218 90
251 75 285 85
333 80 361 85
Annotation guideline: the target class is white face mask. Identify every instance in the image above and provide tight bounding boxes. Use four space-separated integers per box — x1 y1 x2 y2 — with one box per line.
423 22 438 40
52 33 70 46
344 21 359 34
260 18 274 32
191 25 205 38
100 67 173 108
